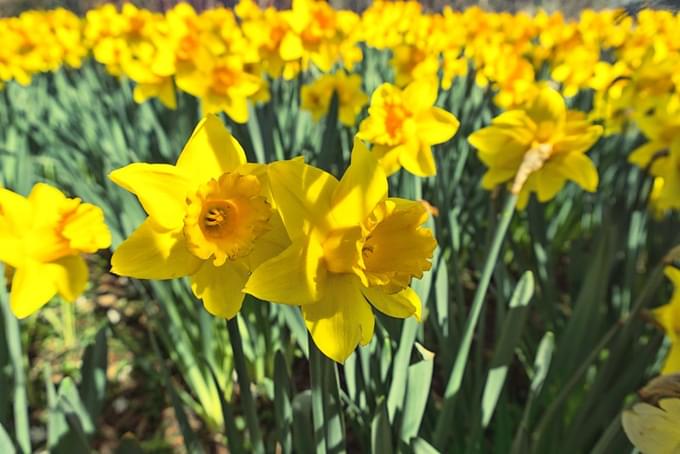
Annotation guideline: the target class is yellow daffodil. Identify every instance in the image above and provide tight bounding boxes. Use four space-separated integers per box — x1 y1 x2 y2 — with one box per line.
109 115 287 319
176 55 261 123
244 140 436 362
653 267 680 374
629 101 680 211
468 85 603 209
357 78 460 177
0 183 111 318
622 374 680 453
300 72 368 127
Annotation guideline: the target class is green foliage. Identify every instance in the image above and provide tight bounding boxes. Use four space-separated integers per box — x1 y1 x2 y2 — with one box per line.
0 51 677 454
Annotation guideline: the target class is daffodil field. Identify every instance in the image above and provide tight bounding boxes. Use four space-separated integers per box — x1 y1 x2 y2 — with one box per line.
1 1 680 452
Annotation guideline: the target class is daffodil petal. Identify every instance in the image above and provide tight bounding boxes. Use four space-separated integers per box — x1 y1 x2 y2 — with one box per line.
191 261 248 319
403 77 438 113
362 286 422 321
372 144 405 176
400 141 437 177
111 218 202 279
527 86 566 125
175 114 246 186
244 238 326 305
329 139 387 229
109 163 191 230
10 261 58 319
267 158 338 238
481 167 517 189
302 274 375 363
53 255 88 302
552 153 599 192
629 141 665 168
532 165 566 203
0 186 32 231
661 343 680 374
416 107 460 145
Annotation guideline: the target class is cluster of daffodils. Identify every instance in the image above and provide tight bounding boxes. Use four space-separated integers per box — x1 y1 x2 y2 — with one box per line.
0 115 438 363
0 3 679 127
111 115 437 362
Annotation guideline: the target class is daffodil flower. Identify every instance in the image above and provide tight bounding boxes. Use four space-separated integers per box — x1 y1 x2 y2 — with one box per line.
468 86 603 209
357 78 460 177
654 267 680 374
109 115 287 319
0 183 111 318
244 140 436 362
622 373 680 453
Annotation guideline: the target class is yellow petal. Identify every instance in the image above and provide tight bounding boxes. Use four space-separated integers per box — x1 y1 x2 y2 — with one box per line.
267 158 338 238
665 266 680 288
400 141 437 177
111 218 202 279
0 232 23 268
53 255 88 302
10 261 58 319
244 238 326 305
302 274 375 363
532 165 566 203
109 163 191 230
416 107 460 145
481 167 517 189
372 144 405 176
175 115 247 186
361 286 422 321
329 139 387 229
527 86 566 125
158 79 178 110
0 186 32 231
629 141 665 168
552 153 599 192
622 401 680 453
402 77 438 113
468 127 530 169
280 32 303 60
191 261 248 319
661 343 680 374
553 125 602 154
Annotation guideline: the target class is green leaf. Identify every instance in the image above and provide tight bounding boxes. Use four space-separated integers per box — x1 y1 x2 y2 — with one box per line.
79 326 108 422
0 423 16 454
481 272 534 427
400 348 435 443
274 351 293 453
292 391 314 454
371 399 392 454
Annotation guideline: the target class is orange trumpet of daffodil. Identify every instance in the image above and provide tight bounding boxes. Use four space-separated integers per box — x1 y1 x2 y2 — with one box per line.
0 183 111 318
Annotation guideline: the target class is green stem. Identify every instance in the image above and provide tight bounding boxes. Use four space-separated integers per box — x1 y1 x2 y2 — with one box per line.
61 298 76 349
434 193 517 448
226 317 264 454
309 336 327 454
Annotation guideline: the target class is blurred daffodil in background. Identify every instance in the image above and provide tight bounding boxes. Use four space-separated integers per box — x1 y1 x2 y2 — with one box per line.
468 85 602 209
109 115 288 319
0 183 111 318
245 140 435 362
301 71 368 126
358 78 459 177
653 267 680 374
622 373 680 454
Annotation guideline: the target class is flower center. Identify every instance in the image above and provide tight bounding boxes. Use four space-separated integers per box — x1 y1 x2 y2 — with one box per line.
184 172 271 266
385 103 410 140
201 201 237 238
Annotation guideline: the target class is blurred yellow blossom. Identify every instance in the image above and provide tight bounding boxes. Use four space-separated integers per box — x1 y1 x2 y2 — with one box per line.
468 85 602 209
0 183 111 318
301 72 368 126
358 78 459 177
